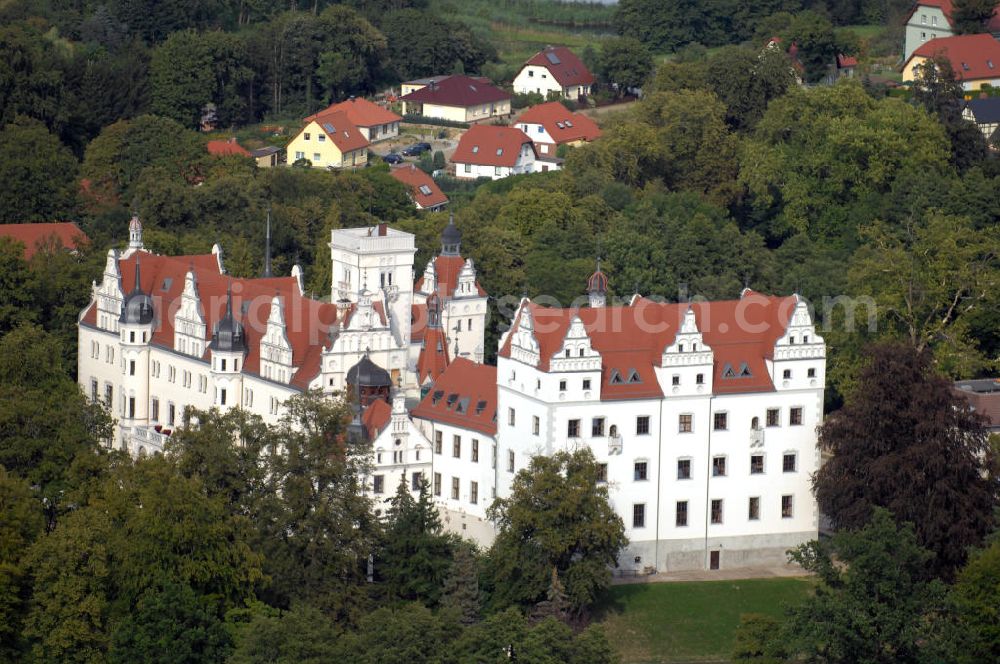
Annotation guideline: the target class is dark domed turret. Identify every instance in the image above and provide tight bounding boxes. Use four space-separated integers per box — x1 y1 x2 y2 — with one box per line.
441 213 461 256
587 259 608 308
120 256 154 325
209 287 247 353
347 353 392 388
347 353 392 408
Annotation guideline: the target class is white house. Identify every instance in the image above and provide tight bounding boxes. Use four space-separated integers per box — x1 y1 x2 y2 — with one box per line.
489 272 826 572
451 124 536 180
903 1 1000 60
513 46 594 100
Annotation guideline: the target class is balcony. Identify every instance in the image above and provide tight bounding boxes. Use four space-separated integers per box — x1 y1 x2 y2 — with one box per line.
128 425 170 455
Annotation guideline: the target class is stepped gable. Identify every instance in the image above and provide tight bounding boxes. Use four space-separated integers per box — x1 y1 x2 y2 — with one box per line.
499 292 798 399
412 357 497 436
80 250 340 389
415 256 486 297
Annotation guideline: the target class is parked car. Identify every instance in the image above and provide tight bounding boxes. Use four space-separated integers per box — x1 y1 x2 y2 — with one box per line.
382 153 404 164
401 142 432 156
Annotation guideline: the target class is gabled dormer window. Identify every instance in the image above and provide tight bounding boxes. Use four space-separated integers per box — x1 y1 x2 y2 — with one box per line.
739 362 752 377
610 369 624 384
722 363 736 379
432 390 444 405
627 369 642 384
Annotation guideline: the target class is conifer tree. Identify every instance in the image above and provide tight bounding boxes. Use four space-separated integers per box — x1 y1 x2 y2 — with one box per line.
441 542 481 625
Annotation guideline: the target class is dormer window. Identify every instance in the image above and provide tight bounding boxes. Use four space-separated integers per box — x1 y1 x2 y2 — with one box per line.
627 369 642 384
472 146 479 153
610 369 624 384
739 362 752 377
962 62 970 71
432 390 444 405
496 148 503 156
722 364 736 379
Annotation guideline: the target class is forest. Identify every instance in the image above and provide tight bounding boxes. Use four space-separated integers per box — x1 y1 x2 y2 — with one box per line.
1 0 1000 661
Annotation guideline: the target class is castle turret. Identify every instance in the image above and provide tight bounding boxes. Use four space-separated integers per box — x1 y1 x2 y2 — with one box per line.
118 255 155 447
209 287 247 410
587 261 608 308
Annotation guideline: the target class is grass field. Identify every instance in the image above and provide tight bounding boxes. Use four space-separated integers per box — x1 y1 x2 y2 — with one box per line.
595 578 814 664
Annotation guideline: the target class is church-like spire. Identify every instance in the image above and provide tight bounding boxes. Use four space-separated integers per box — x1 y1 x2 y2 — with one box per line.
441 212 461 256
263 207 273 278
128 214 144 251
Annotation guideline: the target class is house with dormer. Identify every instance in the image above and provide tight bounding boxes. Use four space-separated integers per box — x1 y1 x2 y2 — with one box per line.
902 33 1000 90
286 110 369 169
451 124 536 180
513 46 594 100
904 1 1000 60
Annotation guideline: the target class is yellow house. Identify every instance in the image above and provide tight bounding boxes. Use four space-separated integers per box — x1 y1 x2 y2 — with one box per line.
286 110 370 169
902 34 1000 91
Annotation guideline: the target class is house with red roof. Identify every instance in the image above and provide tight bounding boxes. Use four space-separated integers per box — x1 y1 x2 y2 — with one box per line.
515 101 601 162
0 222 89 260
513 46 594 100
306 97 402 143
451 124 536 180
491 270 827 572
903 33 1000 90
286 109 369 169
904 1 1000 60
206 137 251 158
399 75 511 123
389 164 448 211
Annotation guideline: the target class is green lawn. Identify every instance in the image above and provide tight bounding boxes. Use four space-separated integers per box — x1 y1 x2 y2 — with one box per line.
595 578 814 664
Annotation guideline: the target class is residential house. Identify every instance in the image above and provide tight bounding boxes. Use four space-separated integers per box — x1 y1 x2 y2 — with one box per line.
512 46 594 100
206 138 250 157
963 96 1000 142
0 222 89 260
904 1 1000 60
250 146 281 168
836 54 858 79
515 101 601 163
902 33 1000 90
399 75 511 123
451 124 536 180
390 164 449 211
401 75 451 97
286 110 369 169
305 97 402 143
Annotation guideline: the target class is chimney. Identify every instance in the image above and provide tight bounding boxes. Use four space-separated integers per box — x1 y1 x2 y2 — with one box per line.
377 223 387 236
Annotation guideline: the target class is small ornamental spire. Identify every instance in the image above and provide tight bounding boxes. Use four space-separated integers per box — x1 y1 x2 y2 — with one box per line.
128 214 143 251
263 207 273 278
587 258 608 308
441 212 461 256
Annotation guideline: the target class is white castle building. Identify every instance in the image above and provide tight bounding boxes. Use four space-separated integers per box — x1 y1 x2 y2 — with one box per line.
409 269 826 573
77 216 486 456
79 218 825 573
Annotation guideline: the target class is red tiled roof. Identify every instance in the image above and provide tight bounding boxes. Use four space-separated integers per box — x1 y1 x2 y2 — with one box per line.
399 75 510 108
499 294 798 400
411 303 428 343
910 34 1000 82
516 102 601 144
206 138 251 157
0 222 89 259
362 398 392 440
308 110 370 153
452 124 534 168
305 97 402 128
837 54 858 68
389 165 448 209
523 46 594 87
80 251 340 390
412 358 497 436
414 255 487 298
416 325 450 384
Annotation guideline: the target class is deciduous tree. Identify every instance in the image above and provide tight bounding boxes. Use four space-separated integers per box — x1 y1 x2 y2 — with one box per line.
485 448 626 613
813 342 997 578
